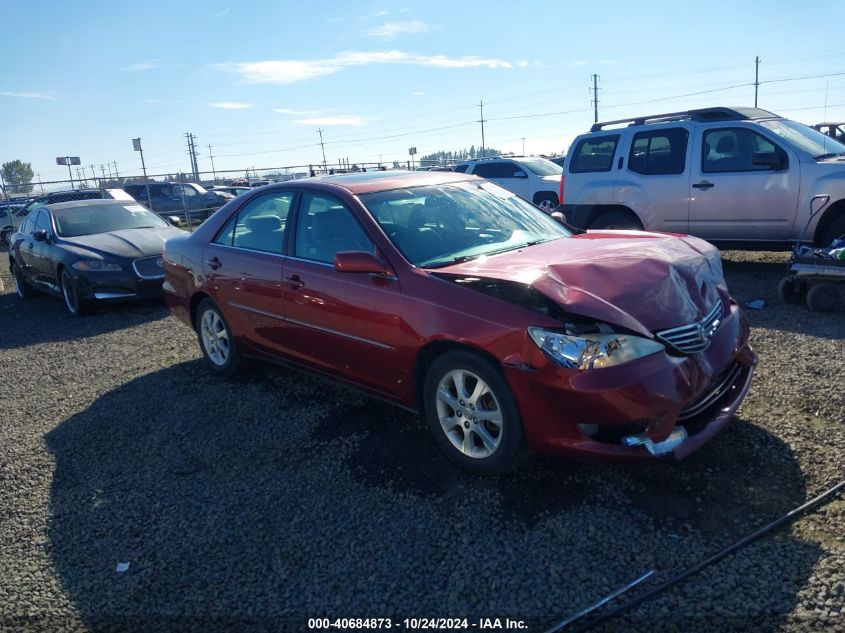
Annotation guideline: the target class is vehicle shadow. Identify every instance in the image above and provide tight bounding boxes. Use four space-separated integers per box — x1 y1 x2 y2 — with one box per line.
46 362 821 631
0 290 168 350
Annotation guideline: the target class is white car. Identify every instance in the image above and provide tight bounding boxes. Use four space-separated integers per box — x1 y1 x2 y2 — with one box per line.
454 156 563 211
560 106 845 247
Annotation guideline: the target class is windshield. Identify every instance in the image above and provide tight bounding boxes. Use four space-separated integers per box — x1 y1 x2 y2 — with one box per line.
760 119 845 159
54 203 168 237
520 158 563 176
360 181 570 268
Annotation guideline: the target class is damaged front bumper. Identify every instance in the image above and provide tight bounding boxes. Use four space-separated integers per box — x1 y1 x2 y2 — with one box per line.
504 302 757 461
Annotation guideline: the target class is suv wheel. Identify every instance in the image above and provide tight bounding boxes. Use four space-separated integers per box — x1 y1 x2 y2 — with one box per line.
590 210 642 231
533 193 559 213
423 350 525 474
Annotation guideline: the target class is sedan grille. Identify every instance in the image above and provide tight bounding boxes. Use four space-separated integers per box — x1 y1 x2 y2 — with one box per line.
132 255 165 279
655 301 723 354
678 362 741 421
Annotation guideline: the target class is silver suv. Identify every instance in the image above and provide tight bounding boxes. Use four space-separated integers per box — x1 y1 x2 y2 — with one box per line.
454 156 563 211
560 107 845 247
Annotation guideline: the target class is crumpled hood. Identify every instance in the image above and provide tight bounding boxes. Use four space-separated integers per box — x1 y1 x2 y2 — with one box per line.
432 231 727 335
59 226 181 259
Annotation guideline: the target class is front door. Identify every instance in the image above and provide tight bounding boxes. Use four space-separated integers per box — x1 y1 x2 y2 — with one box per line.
473 161 531 200
688 126 799 241
282 190 404 396
203 191 294 353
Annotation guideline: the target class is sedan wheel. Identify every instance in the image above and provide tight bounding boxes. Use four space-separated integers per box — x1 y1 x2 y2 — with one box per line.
61 270 93 316
12 262 35 299
424 351 525 474
195 299 245 377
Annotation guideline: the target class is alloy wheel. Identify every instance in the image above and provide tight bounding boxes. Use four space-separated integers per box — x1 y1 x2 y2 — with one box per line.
435 369 503 459
200 309 230 366
13 264 26 298
61 273 77 313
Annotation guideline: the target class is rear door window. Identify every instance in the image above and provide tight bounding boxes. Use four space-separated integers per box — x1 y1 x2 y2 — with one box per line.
628 128 689 175
293 192 374 264
228 192 294 254
569 135 620 173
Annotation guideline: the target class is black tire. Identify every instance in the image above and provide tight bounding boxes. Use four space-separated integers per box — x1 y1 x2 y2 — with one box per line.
819 215 845 248
423 350 526 475
589 210 642 231
11 260 36 299
777 277 803 304
195 298 246 377
805 283 840 313
533 192 559 213
60 269 94 316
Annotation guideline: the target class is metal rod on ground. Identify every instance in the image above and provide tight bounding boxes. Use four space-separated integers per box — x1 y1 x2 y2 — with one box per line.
544 570 655 633
572 478 845 632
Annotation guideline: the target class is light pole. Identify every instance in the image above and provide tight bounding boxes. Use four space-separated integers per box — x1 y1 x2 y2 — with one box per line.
132 138 154 212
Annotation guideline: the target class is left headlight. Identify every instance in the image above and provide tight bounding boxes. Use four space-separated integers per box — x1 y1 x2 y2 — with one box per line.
72 260 123 272
527 327 664 370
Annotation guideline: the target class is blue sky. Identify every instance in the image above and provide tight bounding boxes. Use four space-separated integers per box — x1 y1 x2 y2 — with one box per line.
1 0 844 183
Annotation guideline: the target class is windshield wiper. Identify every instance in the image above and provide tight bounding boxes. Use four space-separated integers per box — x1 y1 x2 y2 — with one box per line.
423 239 556 268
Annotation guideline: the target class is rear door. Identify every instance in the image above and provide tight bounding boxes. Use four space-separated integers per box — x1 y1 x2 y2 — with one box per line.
616 126 691 233
31 209 56 287
12 213 38 280
688 125 798 241
203 190 294 354
282 190 404 396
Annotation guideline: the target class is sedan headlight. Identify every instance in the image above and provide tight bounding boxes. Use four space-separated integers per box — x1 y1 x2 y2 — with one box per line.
528 327 664 370
72 260 123 272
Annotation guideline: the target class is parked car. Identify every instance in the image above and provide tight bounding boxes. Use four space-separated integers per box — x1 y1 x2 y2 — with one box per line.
163 171 755 474
9 199 184 315
812 122 845 143
21 189 105 214
208 185 251 197
123 182 234 221
560 106 845 247
453 156 563 211
549 155 567 167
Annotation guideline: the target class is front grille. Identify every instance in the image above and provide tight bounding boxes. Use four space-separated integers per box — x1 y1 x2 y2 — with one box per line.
678 362 741 421
656 301 723 354
132 255 165 279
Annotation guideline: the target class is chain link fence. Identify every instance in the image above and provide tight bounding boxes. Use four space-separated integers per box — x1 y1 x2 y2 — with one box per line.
1 160 455 243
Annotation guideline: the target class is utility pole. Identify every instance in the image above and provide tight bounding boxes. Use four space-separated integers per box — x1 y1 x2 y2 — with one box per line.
100 164 107 181
754 56 760 107
317 128 327 170
36 173 44 194
590 74 600 123
112 161 119 180
521 137 526 155
478 101 486 158
185 132 199 180
207 144 217 183
89 164 96 181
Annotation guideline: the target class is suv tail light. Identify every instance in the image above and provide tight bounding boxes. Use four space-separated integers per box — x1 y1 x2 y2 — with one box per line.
559 174 565 205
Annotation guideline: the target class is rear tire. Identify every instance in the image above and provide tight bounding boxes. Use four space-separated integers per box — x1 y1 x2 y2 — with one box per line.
533 193 559 213
805 283 840 313
590 210 642 231
61 270 94 316
11 261 36 299
195 298 246 377
423 350 526 474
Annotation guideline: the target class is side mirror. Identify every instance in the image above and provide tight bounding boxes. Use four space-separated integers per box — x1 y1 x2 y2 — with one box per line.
33 229 48 242
334 251 393 276
752 152 784 170
513 171 527 178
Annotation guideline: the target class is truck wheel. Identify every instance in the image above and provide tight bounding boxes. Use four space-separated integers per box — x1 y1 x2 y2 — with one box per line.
805 283 840 312
590 210 642 231
777 277 803 304
819 216 845 248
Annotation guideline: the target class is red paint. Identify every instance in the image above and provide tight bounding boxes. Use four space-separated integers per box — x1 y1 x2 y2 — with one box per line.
164 172 756 461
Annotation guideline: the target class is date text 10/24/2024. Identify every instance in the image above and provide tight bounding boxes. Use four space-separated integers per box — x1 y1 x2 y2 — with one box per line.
308 618 528 630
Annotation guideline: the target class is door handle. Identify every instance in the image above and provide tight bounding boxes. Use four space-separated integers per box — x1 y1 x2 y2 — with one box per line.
206 257 222 270
692 181 715 190
284 274 305 290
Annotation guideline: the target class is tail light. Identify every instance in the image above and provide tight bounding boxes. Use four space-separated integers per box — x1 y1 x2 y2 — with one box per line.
558 175 565 205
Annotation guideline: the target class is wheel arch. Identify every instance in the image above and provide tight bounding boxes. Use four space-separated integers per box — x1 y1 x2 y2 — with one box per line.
412 339 505 411
586 204 643 229
189 291 214 328
813 199 845 246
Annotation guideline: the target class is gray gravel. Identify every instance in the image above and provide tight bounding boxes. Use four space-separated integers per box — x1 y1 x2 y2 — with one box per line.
0 251 842 632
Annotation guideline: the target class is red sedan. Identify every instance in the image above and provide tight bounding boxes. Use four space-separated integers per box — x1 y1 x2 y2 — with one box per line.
163 171 756 474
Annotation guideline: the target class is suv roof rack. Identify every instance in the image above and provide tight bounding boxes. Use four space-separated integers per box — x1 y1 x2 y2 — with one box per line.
590 106 779 132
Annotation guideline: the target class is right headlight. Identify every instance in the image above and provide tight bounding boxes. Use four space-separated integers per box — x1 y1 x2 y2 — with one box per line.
528 327 664 370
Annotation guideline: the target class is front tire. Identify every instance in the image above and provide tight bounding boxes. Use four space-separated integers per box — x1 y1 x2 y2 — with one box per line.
590 210 642 231
777 277 803 304
61 270 94 316
423 350 525 474
195 299 245 377
11 261 36 299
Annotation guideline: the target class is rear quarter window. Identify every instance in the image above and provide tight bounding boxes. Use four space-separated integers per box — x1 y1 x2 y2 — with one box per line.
569 135 620 173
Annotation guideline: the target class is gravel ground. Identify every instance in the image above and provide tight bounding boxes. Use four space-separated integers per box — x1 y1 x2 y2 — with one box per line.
0 251 842 633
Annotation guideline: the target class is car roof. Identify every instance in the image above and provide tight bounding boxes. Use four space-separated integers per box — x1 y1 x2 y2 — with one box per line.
310 170 478 195
45 199 142 211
